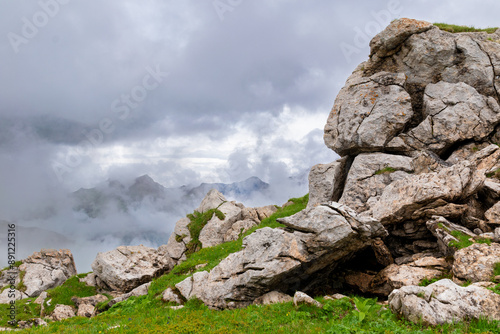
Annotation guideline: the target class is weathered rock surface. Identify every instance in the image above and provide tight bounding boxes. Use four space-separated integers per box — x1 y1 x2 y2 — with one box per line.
223 219 258 242
50 304 76 321
324 71 413 156
371 161 484 224
77 304 95 318
253 291 293 305
426 216 477 255
160 217 191 262
326 18 500 158
199 200 243 248
389 279 500 325
339 153 413 213
255 205 278 221
307 157 350 208
92 246 172 293
162 287 184 305
485 201 500 225
197 189 226 213
175 203 387 309
19 249 77 297
0 289 28 304
452 243 500 282
393 82 500 154
293 291 322 308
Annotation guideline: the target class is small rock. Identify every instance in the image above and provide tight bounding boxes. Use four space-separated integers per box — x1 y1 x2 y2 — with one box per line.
168 305 184 310
50 304 76 321
34 291 47 305
324 293 348 301
162 287 184 305
253 291 293 305
293 291 323 308
77 304 95 318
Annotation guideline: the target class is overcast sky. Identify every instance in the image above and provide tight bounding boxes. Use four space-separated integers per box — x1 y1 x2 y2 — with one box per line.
1 1 500 268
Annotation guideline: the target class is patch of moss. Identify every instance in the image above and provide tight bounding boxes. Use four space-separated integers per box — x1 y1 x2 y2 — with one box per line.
434 23 498 34
485 168 500 179
175 234 187 243
374 167 397 175
448 230 474 249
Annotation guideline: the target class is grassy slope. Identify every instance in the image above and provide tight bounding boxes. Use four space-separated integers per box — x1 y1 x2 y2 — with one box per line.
7 194 500 333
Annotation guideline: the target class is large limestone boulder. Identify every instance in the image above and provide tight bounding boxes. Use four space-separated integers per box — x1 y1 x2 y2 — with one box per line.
388 279 500 325
92 245 173 293
197 189 226 213
371 161 484 224
175 203 387 309
396 82 500 154
307 157 350 208
452 243 500 283
325 18 500 157
19 249 77 297
339 153 413 213
323 71 413 156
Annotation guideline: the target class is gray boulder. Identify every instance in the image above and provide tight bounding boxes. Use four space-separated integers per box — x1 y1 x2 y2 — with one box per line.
19 249 77 297
371 161 484 224
199 200 243 248
307 157 350 208
389 279 500 325
324 71 413 156
397 82 500 154
160 217 191 262
92 245 173 293
339 153 413 213
452 243 500 283
253 291 292 305
176 203 387 309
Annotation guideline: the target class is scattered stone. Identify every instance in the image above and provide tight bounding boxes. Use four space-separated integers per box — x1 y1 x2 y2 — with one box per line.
293 291 323 308
324 293 348 301
223 219 258 242
108 282 151 307
50 304 76 321
253 291 293 305
389 279 500 325
77 304 95 318
162 287 184 305
34 291 47 305
168 305 184 310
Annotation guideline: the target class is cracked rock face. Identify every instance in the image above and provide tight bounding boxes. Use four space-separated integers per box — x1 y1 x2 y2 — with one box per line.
19 249 77 297
175 203 387 309
91 245 173 293
389 279 500 325
325 18 500 158
452 243 500 282
324 71 413 156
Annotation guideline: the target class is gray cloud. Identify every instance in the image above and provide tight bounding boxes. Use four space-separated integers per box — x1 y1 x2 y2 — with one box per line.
1 0 499 270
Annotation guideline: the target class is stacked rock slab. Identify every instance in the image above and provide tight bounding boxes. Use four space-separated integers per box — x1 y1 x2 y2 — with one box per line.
307 18 500 324
175 203 387 309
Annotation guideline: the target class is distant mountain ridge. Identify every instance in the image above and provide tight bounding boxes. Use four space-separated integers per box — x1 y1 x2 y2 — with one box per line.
71 175 270 219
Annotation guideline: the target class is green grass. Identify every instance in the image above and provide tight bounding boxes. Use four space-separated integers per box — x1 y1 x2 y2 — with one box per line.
448 230 475 249
374 167 397 175
185 208 226 255
418 272 453 287
485 168 500 179
494 263 500 277
434 23 498 34
18 295 500 333
41 275 98 316
0 298 41 328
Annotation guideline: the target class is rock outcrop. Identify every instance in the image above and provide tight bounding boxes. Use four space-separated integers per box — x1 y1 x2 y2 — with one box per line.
175 203 387 309
389 279 500 325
